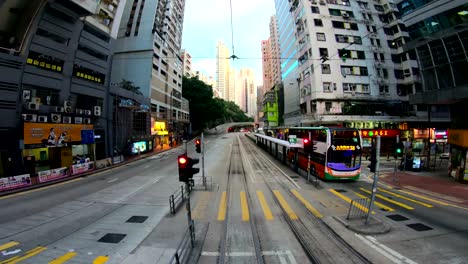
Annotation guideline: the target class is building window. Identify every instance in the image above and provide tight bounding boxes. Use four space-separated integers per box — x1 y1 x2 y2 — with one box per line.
379 85 389 94
311 6 320 14
322 64 331 74
314 19 323 27
319 48 328 57
325 102 332 112
317 33 326 41
323 82 332 92
343 83 356 92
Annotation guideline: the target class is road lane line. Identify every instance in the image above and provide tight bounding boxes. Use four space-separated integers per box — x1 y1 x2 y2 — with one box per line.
256 191 274 220
217 191 227 221
107 178 118 183
49 251 77 264
273 190 298 220
355 234 401 263
329 189 373 214
353 192 395 212
366 236 418 264
240 191 250 221
291 189 323 218
0 246 47 264
359 188 414 210
397 190 450 206
378 188 433 208
0 241 19 251
93 256 109 264
0 178 82 200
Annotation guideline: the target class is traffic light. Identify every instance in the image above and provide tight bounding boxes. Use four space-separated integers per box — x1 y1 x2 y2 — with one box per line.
303 138 312 153
368 148 377 172
177 154 200 182
394 142 404 157
195 138 201 153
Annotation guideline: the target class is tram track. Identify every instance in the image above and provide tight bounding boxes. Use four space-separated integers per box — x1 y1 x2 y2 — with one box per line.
239 135 372 264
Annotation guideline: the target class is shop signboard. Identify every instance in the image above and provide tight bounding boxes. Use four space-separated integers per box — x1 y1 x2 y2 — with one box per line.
38 167 70 183
23 123 93 147
71 161 94 175
360 129 400 138
81 130 95 144
448 129 468 148
0 174 32 192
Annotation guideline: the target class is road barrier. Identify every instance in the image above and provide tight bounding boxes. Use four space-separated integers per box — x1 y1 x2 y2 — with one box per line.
169 185 187 214
346 198 371 220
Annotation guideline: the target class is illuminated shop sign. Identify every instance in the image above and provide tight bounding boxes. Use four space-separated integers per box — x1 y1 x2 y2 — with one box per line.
73 64 105 84
360 129 400 138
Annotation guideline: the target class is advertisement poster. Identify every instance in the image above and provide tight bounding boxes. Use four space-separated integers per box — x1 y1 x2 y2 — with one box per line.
0 174 32 192
24 123 93 147
71 162 94 175
38 167 70 183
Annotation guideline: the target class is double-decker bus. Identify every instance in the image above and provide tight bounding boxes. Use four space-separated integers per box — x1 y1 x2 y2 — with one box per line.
286 127 362 180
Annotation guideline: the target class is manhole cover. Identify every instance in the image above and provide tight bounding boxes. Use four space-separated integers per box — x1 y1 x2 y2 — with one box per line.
334 189 347 193
407 223 433 231
126 216 148 223
98 233 126 243
386 214 409 221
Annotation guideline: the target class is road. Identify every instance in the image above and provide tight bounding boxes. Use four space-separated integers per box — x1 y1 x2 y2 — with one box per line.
0 132 467 263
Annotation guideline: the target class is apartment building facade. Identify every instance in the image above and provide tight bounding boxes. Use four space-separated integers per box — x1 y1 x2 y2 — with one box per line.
0 0 129 178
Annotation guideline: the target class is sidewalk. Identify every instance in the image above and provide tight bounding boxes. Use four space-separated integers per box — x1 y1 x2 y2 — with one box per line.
378 169 468 207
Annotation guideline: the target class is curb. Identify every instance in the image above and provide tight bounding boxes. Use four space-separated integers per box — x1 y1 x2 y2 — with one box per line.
332 215 392 235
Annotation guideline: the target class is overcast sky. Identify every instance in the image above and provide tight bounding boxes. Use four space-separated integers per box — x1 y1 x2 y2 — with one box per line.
181 0 276 85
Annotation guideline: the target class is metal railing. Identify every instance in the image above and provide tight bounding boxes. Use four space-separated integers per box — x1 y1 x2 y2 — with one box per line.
169 185 186 214
346 198 371 220
191 176 212 190
168 220 195 264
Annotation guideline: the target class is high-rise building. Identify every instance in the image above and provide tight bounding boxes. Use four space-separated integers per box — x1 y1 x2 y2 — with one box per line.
397 0 467 129
279 0 429 130
261 39 273 94
237 68 257 116
180 49 193 77
216 41 233 101
0 1 127 177
270 15 282 88
112 0 189 145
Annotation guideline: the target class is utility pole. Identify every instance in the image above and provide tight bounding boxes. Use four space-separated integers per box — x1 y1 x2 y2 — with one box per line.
202 133 206 188
366 136 380 224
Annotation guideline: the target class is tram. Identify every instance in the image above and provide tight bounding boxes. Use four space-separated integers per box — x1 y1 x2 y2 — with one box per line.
286 127 362 180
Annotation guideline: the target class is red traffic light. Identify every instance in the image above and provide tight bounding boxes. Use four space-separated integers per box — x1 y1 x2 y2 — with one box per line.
196 139 200 144
178 157 187 164
303 139 309 144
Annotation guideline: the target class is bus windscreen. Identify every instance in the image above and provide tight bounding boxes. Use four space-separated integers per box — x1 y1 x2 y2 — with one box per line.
328 134 361 170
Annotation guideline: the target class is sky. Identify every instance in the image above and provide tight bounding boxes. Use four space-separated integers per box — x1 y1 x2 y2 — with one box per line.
181 0 276 86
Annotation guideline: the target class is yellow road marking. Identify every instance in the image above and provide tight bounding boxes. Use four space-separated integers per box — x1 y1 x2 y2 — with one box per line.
240 191 249 221
273 190 298 220
192 192 211 219
329 189 373 214
353 192 395 212
360 188 414 210
217 191 227 221
49 251 77 264
291 189 323 218
93 256 109 264
0 178 83 200
0 246 47 264
0 241 19 251
378 188 433 208
256 191 274 220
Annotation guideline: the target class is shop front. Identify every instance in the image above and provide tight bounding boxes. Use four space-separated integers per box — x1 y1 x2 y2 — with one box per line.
152 119 169 148
360 129 401 159
447 129 468 183
22 122 95 181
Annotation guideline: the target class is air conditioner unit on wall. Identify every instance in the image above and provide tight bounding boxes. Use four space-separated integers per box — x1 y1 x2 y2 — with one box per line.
76 109 83 115
74 117 82 124
51 113 61 123
94 106 102 116
22 114 37 122
84 110 92 115
27 103 39 110
64 101 72 108
32 97 41 104
38 116 48 123
63 116 72 124
83 118 91 124
65 106 73 113
56 106 64 112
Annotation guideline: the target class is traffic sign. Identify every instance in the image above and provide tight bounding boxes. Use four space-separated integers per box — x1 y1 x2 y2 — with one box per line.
81 130 95 144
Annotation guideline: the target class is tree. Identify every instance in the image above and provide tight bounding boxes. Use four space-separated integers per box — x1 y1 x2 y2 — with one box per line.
119 79 142 95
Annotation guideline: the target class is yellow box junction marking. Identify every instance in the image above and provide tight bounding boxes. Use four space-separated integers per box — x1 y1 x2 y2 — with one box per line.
0 246 47 264
329 189 373 214
0 241 19 251
378 188 433 208
291 189 323 218
256 191 274 220
93 256 109 264
240 191 250 221
192 192 211 219
353 192 395 212
49 251 77 264
217 191 227 221
273 190 298 220
359 188 414 210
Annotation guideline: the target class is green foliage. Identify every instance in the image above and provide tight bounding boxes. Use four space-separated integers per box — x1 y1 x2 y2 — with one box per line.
119 79 142 95
182 76 253 131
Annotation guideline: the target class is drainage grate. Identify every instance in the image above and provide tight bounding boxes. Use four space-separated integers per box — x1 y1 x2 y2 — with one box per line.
386 214 409 221
98 233 127 243
407 223 433 231
334 189 347 193
126 216 148 223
